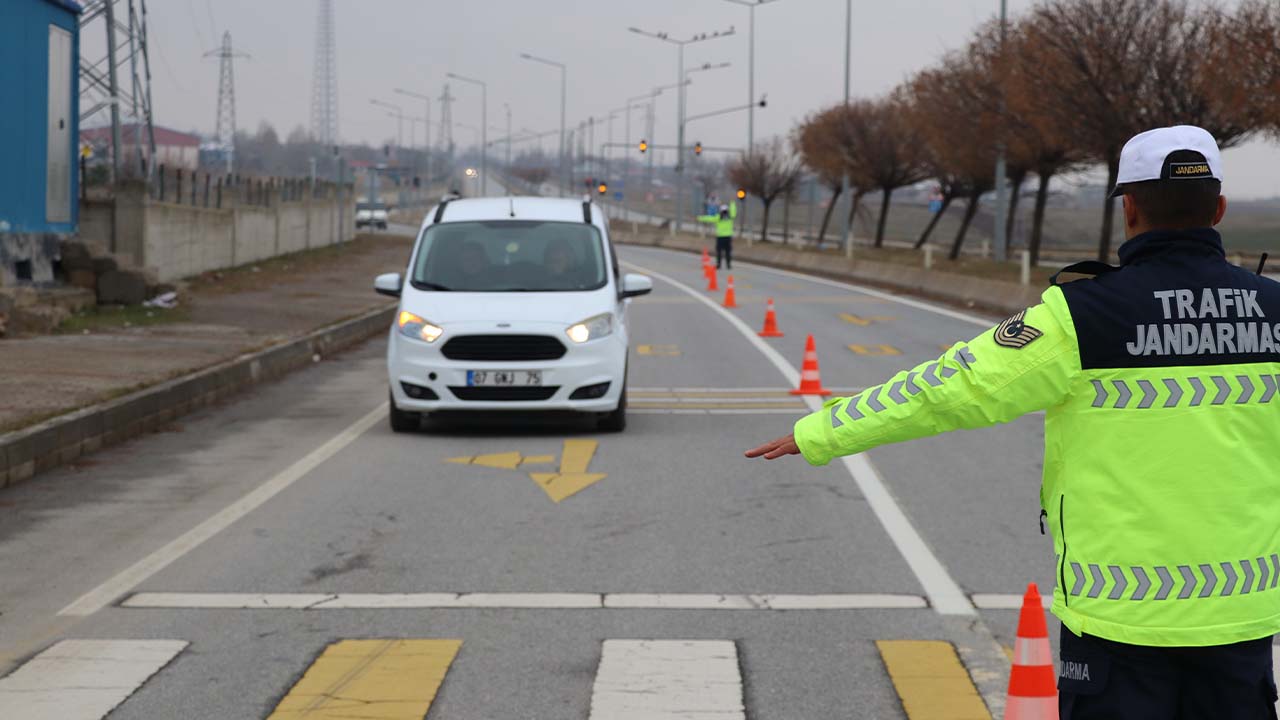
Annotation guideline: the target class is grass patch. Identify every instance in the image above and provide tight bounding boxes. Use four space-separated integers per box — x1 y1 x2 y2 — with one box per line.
57 304 191 334
186 234 413 296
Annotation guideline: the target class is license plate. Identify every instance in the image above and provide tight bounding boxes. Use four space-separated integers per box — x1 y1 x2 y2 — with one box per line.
466 370 543 387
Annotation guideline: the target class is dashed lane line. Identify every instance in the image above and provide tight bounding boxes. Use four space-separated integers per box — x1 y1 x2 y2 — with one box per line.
58 404 388 617
0 639 188 720
122 592 928 610
623 260 975 617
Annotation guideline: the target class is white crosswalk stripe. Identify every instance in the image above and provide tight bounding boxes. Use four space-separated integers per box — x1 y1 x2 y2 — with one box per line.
0 639 187 720
588 640 745 720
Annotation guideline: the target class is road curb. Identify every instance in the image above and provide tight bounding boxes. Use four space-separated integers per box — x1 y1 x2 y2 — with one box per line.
616 233 1045 318
0 303 395 489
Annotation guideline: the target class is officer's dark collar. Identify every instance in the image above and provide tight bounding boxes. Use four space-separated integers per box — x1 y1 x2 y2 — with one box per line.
1117 227 1225 265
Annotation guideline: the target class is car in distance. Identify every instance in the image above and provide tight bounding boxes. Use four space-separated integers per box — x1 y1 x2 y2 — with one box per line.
355 200 389 230
374 196 652 432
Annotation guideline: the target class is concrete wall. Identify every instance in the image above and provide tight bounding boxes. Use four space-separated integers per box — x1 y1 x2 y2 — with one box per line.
77 182 357 282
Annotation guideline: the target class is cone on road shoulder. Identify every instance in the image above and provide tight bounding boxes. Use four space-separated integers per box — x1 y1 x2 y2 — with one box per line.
1004 583 1057 720
759 298 784 337
706 267 719 292
723 275 739 308
789 334 831 396
701 247 711 269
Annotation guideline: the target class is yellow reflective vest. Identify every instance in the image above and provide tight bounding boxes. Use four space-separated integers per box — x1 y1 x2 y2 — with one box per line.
697 201 737 237
793 229 1280 647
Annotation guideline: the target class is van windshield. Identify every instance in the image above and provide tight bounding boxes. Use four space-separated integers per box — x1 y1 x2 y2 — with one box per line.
411 220 607 292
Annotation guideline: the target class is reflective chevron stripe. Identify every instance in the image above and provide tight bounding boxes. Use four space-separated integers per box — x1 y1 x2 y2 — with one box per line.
829 352 978 428
1068 553 1280 600
1090 374 1280 409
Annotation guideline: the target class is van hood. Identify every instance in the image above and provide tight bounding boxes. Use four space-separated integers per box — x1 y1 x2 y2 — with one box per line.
407 289 612 326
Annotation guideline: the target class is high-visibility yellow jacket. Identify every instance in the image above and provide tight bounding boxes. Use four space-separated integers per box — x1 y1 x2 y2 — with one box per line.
793 228 1280 647
697 201 737 237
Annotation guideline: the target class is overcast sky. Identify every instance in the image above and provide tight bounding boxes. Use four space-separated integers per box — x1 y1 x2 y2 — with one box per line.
96 0 1280 198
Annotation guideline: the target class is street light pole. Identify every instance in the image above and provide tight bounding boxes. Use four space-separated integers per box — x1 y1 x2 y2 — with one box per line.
395 88 433 192
993 0 1010 262
370 98 405 157
629 25 736 234
520 53 567 197
840 0 854 258
447 72 488 195
723 0 781 156
504 103 512 187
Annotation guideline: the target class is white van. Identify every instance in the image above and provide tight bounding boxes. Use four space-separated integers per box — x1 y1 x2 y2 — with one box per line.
375 196 652 432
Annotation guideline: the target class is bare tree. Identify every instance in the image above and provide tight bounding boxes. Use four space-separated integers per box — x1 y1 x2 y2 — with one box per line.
795 107 850 246
847 93 931 248
727 138 804 242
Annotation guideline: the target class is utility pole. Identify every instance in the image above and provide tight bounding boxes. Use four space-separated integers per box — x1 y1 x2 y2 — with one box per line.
205 32 247 175
504 103 512 185
520 53 568 197
629 25 736 234
723 0 782 156
841 0 854 258
395 88 432 190
448 72 488 195
103 0 122 182
439 84 455 171
993 0 1010 262
310 0 339 146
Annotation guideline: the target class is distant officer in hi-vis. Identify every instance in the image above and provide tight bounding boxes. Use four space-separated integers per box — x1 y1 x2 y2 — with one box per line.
748 126 1280 718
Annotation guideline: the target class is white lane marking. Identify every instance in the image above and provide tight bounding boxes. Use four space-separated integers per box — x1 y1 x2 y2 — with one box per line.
589 640 745 720
59 404 388 617
122 592 928 611
625 261 976 616
971 593 1054 610
627 246 996 327
0 639 187 719
604 593 926 610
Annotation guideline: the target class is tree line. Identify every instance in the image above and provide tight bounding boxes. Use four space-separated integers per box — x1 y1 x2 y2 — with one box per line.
770 0 1280 263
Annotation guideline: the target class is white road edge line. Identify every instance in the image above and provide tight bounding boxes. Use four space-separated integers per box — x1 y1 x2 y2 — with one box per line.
58 404 388 617
121 591 928 610
628 246 998 328
589 640 745 719
624 260 976 617
0 639 188 719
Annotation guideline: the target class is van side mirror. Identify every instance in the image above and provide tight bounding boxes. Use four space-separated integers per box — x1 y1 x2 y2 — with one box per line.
374 272 402 298
620 273 653 299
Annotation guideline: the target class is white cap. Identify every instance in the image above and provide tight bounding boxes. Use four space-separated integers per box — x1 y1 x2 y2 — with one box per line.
1111 125 1222 197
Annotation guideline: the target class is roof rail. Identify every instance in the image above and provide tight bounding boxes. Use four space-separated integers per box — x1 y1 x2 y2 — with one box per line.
581 200 592 224
433 199 450 224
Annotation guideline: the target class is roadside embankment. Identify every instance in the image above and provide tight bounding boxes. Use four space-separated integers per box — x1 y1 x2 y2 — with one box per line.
0 234 412 488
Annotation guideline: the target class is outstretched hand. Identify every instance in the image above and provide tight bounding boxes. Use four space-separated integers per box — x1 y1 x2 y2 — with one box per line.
744 434 801 460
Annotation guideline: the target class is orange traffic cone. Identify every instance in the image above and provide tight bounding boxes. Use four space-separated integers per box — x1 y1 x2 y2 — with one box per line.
1004 583 1057 720
706 267 719 292
759 298 784 337
723 275 739 308
701 247 711 269
790 335 831 396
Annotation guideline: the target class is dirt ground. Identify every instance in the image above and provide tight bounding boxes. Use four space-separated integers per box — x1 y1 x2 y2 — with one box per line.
0 234 412 433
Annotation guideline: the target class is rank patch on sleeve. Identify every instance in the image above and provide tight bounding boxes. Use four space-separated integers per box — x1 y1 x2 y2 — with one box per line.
994 310 1043 349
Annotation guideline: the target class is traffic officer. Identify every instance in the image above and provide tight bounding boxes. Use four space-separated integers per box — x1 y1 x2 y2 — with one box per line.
747 125 1280 718
698 201 737 270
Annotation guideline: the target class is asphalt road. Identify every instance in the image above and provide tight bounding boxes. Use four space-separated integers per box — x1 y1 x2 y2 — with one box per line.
0 245 1077 719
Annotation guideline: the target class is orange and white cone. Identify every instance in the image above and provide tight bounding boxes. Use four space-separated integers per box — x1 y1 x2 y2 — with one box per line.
759 298 784 337
1005 583 1058 720
789 334 831 396
723 275 739 308
706 267 719 292
701 247 711 270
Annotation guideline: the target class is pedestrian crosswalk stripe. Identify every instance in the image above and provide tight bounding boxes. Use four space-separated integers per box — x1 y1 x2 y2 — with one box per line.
0 639 187 720
267 639 460 720
877 640 992 720
123 591 929 610
589 640 745 719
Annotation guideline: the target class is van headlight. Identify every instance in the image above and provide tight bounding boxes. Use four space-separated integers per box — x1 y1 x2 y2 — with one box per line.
398 311 443 342
566 313 613 343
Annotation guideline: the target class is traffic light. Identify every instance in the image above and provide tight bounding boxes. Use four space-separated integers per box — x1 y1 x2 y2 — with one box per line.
638 139 648 154
597 182 608 195
736 188 746 200
694 142 703 156
585 177 595 189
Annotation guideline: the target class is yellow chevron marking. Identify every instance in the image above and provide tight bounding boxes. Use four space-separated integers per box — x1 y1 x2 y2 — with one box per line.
840 313 897 326
848 344 902 356
267 639 461 719
528 440 606 502
520 455 556 465
877 640 991 720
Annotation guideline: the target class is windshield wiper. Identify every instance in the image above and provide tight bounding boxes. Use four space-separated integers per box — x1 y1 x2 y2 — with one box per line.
417 281 452 291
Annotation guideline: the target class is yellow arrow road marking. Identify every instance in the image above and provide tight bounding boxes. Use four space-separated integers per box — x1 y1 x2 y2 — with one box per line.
528 440 607 502
877 640 991 720
268 639 461 719
840 313 897 326
520 455 556 465
849 344 902 356
638 344 681 356
445 452 523 470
